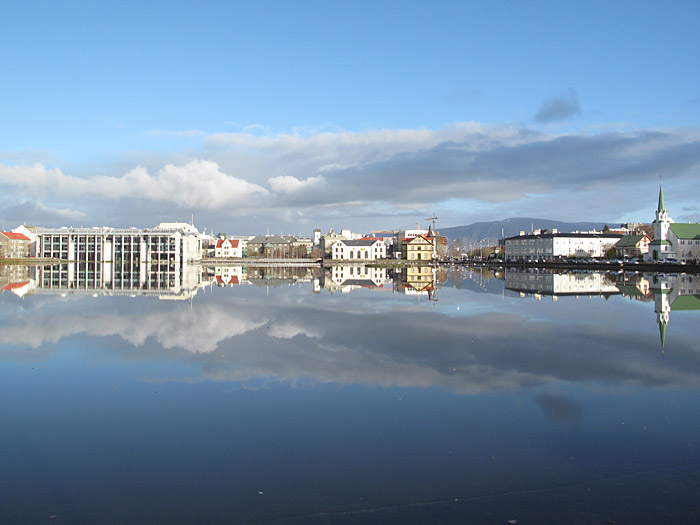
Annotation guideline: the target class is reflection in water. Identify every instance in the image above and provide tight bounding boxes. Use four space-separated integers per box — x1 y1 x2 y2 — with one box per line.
2 264 700 522
2 264 699 385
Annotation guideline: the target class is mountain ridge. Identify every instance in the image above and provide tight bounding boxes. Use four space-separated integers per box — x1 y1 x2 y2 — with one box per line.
439 217 612 246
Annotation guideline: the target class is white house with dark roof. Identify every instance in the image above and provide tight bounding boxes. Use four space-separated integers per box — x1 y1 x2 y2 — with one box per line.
647 184 700 262
331 238 387 260
614 233 651 258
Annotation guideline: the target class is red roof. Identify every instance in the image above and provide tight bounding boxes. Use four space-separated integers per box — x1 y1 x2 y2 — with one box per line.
1 281 30 291
216 239 240 249
1 231 30 241
215 275 239 285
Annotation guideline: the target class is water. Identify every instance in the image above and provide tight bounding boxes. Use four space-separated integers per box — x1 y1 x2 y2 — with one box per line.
1 265 699 523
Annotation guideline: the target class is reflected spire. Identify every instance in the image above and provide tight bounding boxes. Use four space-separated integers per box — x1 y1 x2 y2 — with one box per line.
658 319 666 353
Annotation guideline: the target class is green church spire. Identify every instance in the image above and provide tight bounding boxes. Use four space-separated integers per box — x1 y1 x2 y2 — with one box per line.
658 182 666 212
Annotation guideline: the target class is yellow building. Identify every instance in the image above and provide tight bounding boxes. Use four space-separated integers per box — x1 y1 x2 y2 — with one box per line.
402 234 434 261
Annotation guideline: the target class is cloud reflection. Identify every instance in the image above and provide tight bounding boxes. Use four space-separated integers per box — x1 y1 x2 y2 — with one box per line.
2 284 699 394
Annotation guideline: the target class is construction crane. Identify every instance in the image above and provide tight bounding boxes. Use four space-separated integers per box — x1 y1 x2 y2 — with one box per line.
425 214 439 234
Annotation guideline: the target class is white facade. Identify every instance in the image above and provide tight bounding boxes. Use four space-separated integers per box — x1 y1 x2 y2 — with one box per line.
646 184 700 262
214 238 242 258
331 239 387 260
505 232 622 261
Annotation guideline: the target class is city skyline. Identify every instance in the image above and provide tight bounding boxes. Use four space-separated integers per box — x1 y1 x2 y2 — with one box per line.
2 1 700 234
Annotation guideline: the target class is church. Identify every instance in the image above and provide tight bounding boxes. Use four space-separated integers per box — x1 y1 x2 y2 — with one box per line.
646 184 700 262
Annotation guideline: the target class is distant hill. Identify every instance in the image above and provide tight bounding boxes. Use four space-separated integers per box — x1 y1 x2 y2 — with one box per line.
439 217 610 246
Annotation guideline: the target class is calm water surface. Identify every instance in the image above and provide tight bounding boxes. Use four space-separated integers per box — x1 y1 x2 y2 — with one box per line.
1 266 699 524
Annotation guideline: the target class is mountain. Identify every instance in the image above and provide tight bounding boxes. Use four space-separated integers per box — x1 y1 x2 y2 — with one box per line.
439 217 610 246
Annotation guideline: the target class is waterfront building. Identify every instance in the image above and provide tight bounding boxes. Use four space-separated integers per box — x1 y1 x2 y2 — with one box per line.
614 233 651 258
331 238 387 261
647 184 700 262
402 234 434 261
0 231 31 259
504 230 622 261
319 228 362 256
247 235 311 258
291 237 313 257
393 228 429 258
34 222 202 264
29 223 203 296
247 235 291 257
214 238 242 258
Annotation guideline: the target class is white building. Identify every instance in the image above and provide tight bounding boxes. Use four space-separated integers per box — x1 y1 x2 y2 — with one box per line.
34 222 202 263
320 227 363 256
331 238 387 260
32 223 203 293
214 238 242 258
647 184 700 262
504 230 622 261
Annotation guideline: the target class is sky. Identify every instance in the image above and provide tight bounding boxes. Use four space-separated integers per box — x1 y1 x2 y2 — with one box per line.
2 0 700 235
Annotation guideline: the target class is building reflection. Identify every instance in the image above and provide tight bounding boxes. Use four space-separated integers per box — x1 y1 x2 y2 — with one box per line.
33 261 206 299
504 268 620 300
503 268 700 351
649 273 700 350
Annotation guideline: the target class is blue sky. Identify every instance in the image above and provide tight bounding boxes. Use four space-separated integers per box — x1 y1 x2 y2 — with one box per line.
2 0 700 234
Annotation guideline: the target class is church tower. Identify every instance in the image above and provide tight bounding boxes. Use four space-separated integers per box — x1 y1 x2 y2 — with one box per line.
649 183 674 260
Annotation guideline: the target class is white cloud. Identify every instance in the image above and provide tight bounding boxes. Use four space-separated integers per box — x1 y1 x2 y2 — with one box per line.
1 160 269 211
3 123 700 229
269 175 324 194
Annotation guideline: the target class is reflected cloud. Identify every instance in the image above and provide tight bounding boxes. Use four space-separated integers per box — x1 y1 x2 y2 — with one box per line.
2 270 700 394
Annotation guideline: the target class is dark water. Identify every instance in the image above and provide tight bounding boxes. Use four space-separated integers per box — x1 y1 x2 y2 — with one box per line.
1 266 699 523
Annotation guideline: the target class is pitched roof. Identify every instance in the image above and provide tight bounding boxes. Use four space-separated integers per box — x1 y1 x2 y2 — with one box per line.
670 223 700 240
215 275 240 285
1 281 30 291
337 239 381 247
671 295 700 311
248 235 290 244
615 234 647 247
216 239 240 248
1 231 30 241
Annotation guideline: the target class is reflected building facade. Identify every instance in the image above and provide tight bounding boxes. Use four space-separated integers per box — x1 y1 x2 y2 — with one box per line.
650 273 700 349
505 268 620 299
